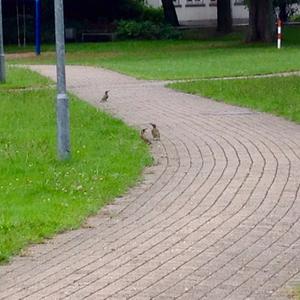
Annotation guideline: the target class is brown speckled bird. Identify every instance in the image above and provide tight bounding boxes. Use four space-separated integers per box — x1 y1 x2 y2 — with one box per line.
150 123 160 140
140 128 151 145
101 90 109 102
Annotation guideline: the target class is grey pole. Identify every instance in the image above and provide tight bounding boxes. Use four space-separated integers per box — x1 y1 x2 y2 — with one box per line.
0 0 5 83
54 0 70 160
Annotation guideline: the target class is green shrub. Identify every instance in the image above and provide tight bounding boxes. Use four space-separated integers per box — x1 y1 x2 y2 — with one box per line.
158 23 182 39
139 21 160 39
116 20 181 40
119 0 145 20
116 20 143 39
142 6 164 23
119 1 164 23
291 14 300 22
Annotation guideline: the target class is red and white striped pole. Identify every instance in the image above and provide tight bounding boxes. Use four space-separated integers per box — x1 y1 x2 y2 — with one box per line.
277 19 282 49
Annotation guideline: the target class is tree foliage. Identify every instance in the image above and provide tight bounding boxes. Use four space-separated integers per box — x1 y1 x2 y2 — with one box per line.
273 0 300 21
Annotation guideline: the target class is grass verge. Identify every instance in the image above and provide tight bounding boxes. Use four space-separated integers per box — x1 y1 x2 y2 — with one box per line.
169 75 300 124
288 287 300 300
0 67 152 263
6 27 300 80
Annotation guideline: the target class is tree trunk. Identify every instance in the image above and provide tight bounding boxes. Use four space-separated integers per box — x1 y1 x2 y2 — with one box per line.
279 1 288 22
217 0 232 33
161 0 179 26
247 0 275 42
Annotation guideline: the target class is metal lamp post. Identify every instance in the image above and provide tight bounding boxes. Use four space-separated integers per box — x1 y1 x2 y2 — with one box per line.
0 0 5 83
54 0 70 160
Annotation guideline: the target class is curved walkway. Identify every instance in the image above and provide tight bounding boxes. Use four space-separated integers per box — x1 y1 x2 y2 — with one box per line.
1 66 300 300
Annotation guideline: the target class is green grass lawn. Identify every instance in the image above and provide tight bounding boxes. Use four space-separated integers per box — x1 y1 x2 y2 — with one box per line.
6 26 300 80
0 67 151 263
2 26 300 262
3 66 52 89
170 75 300 124
296 288 300 300
289 287 300 300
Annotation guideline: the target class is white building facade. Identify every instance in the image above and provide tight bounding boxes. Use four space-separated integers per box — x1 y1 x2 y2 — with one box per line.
145 0 249 26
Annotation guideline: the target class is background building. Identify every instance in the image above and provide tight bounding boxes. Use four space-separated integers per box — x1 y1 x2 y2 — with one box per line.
145 0 249 26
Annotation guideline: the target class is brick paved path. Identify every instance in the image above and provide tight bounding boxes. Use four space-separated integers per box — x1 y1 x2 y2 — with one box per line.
1 66 300 300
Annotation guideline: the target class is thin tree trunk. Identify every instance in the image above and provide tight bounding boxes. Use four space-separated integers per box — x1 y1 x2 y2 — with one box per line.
161 0 179 26
16 0 21 46
217 0 232 33
247 0 275 42
22 0 26 46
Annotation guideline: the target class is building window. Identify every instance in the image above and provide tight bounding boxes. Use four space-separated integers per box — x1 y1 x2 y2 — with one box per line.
234 0 245 5
209 0 217 7
186 0 205 7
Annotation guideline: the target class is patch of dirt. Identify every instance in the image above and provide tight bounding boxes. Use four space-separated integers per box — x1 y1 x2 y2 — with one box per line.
6 52 55 59
6 52 36 59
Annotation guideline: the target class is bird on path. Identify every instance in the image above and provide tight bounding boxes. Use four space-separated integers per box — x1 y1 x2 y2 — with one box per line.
140 128 151 145
101 90 109 102
150 123 160 141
